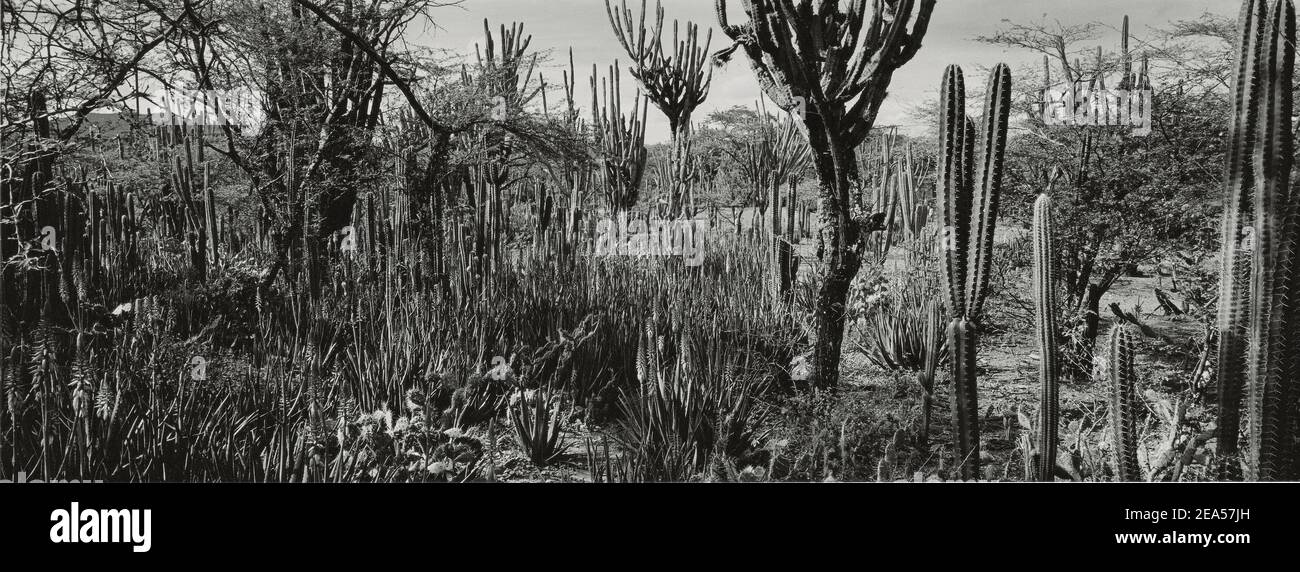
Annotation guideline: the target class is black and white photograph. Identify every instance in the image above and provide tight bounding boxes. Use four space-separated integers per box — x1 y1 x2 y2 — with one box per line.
0 0 1294 558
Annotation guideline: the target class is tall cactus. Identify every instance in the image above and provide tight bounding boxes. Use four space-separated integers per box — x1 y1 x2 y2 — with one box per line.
1216 0 1299 481
1107 323 1142 481
1031 192 1060 481
937 64 1012 480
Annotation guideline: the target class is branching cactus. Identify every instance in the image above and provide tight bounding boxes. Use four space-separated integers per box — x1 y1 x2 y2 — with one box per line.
591 63 649 212
606 0 711 217
1216 0 1299 481
1107 323 1142 481
1031 193 1060 481
714 0 935 388
937 64 1012 480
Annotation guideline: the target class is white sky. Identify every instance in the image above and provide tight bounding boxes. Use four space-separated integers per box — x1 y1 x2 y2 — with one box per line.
420 0 1240 142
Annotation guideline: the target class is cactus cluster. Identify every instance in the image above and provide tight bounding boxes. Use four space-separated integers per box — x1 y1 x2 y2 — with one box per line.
606 0 712 217
769 177 802 304
936 63 1012 479
1216 0 1300 480
591 63 649 213
859 131 933 263
160 124 219 281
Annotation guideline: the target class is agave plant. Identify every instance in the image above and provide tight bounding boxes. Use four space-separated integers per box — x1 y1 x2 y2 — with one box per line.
508 386 567 466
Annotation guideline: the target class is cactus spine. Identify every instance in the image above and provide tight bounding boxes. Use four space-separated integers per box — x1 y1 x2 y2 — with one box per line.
1107 323 1142 481
1031 193 1060 481
937 64 1011 480
1216 0 1299 480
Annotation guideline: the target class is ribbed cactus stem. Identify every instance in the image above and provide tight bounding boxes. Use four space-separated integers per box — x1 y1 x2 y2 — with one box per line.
938 69 971 316
87 190 99 286
126 192 136 269
1032 193 1059 481
1215 0 1262 428
1121 16 1133 87
967 68 1010 319
948 317 979 472
785 177 797 296
1107 323 1142 481
1245 0 1297 481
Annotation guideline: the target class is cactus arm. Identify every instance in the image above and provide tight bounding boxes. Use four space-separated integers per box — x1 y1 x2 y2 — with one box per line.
937 65 969 316
967 64 1011 319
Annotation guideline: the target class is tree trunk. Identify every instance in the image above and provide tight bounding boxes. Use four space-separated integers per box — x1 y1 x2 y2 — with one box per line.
668 121 691 218
807 121 863 389
1071 283 1104 383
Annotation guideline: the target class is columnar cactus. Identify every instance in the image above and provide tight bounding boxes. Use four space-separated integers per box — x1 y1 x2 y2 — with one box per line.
1216 0 1299 481
937 64 1012 480
1031 192 1060 481
203 164 219 272
1107 323 1142 481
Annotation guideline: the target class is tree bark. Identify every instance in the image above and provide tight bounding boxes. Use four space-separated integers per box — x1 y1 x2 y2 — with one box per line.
806 117 863 389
